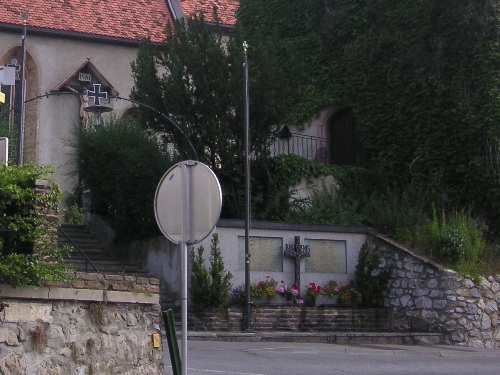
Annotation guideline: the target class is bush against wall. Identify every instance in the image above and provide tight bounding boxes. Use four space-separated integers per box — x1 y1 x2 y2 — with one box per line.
72 117 178 246
189 233 232 309
0 164 71 286
354 241 391 307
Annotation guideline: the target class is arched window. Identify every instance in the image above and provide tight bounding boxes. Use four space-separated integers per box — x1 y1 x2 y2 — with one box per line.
0 48 39 163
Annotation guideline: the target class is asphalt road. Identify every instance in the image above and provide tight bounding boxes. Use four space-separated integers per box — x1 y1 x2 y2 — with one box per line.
163 341 500 375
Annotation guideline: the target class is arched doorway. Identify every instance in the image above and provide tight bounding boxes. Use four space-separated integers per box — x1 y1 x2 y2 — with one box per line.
0 47 40 163
329 109 360 166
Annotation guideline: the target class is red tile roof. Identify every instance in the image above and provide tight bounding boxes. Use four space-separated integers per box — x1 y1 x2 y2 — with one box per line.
178 0 238 26
0 0 174 43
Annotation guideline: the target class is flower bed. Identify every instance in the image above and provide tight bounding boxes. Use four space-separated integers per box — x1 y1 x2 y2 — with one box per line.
228 277 362 308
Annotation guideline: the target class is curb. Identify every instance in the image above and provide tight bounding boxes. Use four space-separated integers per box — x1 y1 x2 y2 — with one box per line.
185 331 445 345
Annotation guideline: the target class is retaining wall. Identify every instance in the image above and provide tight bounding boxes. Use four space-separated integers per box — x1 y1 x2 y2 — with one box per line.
0 273 164 374
374 234 500 348
189 306 394 333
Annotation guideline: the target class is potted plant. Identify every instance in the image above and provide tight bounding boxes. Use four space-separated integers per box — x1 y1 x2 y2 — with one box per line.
318 280 339 305
304 282 322 307
337 283 362 306
276 281 300 304
250 276 278 304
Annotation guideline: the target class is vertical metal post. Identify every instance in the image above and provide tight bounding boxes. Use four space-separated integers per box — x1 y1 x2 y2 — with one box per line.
243 41 252 332
163 310 182 375
180 161 188 375
16 12 28 165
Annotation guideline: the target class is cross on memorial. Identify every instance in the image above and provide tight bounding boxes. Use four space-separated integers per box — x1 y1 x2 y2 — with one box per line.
284 236 310 293
87 83 107 105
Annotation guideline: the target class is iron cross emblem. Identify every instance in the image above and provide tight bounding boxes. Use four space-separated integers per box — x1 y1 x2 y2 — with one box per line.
87 83 108 105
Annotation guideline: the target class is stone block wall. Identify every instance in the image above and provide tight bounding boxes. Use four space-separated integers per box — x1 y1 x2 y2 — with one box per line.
0 273 164 374
188 306 393 332
373 234 500 348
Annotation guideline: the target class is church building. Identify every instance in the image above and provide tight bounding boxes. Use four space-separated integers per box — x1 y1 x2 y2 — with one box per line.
0 0 238 203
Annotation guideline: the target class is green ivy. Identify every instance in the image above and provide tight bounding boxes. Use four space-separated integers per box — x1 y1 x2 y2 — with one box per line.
238 0 500 236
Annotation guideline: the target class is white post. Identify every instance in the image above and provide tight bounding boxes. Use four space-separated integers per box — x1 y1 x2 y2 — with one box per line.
181 161 189 375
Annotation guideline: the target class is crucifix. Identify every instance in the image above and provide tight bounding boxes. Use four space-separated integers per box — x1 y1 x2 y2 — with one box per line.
284 236 310 293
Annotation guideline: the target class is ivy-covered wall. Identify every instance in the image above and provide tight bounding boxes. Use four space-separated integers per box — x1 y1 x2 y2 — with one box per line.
238 0 500 234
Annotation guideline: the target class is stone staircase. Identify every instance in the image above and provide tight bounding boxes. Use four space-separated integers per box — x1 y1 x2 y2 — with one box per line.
58 224 148 276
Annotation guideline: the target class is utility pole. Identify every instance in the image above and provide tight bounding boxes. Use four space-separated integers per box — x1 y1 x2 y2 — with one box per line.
243 41 252 332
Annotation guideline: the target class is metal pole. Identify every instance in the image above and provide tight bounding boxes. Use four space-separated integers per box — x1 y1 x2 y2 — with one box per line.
243 41 251 332
16 12 28 165
181 161 188 375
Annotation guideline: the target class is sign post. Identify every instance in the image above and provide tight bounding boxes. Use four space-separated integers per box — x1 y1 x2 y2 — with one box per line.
154 160 222 375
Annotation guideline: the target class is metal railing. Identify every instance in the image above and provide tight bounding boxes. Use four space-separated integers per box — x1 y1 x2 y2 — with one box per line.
270 133 330 165
58 226 100 273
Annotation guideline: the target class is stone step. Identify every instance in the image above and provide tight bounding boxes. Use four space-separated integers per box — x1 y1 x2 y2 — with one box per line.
58 224 147 277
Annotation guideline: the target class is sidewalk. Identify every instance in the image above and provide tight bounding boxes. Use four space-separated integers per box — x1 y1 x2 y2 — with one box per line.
185 330 445 345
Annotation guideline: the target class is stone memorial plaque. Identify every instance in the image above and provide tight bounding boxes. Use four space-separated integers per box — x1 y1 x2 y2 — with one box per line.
238 236 283 272
304 239 347 273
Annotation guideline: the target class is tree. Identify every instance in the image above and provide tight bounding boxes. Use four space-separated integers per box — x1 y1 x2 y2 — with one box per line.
189 233 233 309
354 241 391 308
131 13 280 218
73 117 176 246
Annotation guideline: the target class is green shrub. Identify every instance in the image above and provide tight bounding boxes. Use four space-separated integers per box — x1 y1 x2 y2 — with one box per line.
0 248 72 286
0 164 60 255
63 204 84 225
363 185 432 239
189 233 232 309
409 206 487 271
436 211 486 263
73 117 178 247
0 164 72 286
354 241 391 307
287 183 364 225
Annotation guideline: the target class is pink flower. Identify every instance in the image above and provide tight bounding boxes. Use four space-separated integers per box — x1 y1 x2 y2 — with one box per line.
297 298 304 305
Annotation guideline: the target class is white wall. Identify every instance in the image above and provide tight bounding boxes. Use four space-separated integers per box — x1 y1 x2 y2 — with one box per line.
142 219 369 305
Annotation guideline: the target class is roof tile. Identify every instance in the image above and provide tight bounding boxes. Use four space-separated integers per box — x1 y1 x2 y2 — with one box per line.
0 0 174 43
179 0 238 26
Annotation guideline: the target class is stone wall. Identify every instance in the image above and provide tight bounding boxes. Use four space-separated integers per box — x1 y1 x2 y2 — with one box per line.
373 234 500 348
189 306 394 333
0 273 164 374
